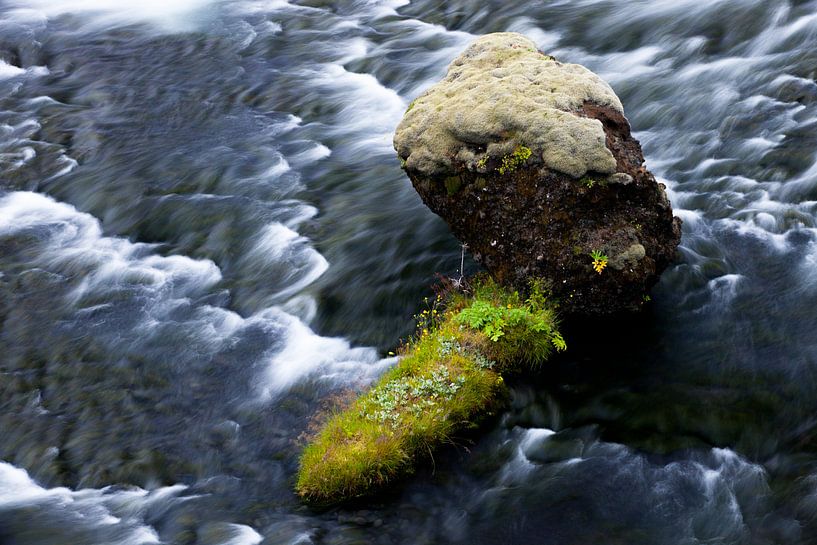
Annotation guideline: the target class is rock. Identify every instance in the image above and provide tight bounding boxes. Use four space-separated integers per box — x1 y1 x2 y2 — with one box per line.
394 32 681 315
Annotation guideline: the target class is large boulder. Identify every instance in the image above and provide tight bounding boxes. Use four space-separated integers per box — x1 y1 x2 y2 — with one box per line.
394 32 681 316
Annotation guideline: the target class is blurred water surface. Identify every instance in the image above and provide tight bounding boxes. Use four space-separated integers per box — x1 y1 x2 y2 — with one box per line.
2 1 817 543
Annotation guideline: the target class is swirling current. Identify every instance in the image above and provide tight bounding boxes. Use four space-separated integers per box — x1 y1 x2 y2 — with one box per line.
2 1 817 543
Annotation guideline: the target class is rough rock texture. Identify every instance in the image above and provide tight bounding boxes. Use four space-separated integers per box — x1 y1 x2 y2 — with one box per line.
394 33 681 316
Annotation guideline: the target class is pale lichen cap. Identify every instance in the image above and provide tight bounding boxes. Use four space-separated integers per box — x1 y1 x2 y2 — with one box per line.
394 32 623 178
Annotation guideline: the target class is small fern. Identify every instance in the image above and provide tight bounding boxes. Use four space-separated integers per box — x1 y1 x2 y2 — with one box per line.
453 278 565 363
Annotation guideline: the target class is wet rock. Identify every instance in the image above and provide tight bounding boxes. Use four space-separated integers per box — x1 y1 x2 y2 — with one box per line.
394 33 681 315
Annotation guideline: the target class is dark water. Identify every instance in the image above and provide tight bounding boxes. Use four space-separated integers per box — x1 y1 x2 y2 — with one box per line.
2 0 817 543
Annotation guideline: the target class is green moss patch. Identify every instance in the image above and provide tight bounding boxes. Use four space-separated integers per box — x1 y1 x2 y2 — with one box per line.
444 175 462 195
498 145 532 175
295 278 564 505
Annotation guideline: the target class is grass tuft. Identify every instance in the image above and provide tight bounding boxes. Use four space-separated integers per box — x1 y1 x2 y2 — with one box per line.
295 277 564 505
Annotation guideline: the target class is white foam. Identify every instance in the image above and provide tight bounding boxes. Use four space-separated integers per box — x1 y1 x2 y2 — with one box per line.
0 462 267 543
335 37 370 65
753 212 778 232
595 45 666 85
262 155 291 179
520 427 556 454
242 211 330 302
0 192 384 396
361 0 410 19
0 461 182 544
288 534 314 545
0 60 25 80
699 274 744 311
748 6 817 55
0 192 224 312
260 308 389 398
720 217 790 252
6 0 217 32
770 73 817 92
219 524 264 545
498 427 556 482
289 143 332 166
311 62 406 153
262 21 283 34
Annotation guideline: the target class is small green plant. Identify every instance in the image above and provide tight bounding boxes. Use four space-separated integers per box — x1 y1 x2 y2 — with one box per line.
454 278 566 360
361 366 466 428
456 299 510 341
439 336 496 369
498 145 532 175
580 176 597 189
476 155 489 170
551 332 567 351
413 294 444 339
590 250 608 274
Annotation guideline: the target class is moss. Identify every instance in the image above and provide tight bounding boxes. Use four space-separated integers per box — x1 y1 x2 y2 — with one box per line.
472 146 531 177
608 243 646 271
498 145 532 175
295 278 564 505
393 32 621 178
579 176 597 188
444 175 462 196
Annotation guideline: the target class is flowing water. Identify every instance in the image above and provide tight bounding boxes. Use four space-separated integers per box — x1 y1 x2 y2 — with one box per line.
2 0 817 543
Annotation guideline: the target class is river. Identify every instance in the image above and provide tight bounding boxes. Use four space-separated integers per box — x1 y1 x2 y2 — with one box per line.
2 1 817 543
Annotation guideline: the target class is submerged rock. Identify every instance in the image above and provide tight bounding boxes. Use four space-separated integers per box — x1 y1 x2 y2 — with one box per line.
394 32 681 315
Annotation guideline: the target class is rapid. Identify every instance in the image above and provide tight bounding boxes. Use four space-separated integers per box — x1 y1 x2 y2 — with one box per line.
2 1 817 543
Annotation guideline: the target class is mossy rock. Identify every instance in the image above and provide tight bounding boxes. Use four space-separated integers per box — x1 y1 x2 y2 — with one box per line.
296 279 564 504
394 32 681 316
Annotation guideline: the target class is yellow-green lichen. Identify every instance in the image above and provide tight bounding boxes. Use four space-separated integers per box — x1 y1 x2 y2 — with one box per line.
608 243 646 270
498 145 532 175
394 32 621 179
